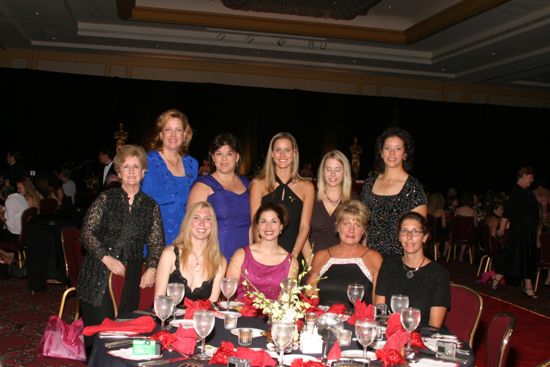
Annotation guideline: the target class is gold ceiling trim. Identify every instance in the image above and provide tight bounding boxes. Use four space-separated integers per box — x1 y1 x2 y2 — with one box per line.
117 0 509 44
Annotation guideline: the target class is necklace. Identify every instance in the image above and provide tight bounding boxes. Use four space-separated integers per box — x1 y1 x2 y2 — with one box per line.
161 152 180 166
324 190 342 205
191 252 203 272
402 256 426 279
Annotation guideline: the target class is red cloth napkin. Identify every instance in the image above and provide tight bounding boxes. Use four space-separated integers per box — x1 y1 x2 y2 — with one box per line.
375 348 406 367
347 301 374 325
383 330 426 353
184 298 213 319
327 304 347 315
209 341 237 365
171 326 197 356
290 359 325 367
236 347 276 367
240 304 259 317
385 314 404 338
327 342 341 360
82 316 156 336
150 330 177 350
300 296 323 316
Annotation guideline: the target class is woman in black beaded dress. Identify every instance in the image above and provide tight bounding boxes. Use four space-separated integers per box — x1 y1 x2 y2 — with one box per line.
77 145 165 347
360 127 427 257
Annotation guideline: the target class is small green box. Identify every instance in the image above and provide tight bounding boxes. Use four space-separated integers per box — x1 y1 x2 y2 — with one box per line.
132 339 160 356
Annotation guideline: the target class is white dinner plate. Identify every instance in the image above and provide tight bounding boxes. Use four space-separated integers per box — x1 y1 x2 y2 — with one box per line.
107 347 162 361
230 328 265 338
175 308 186 317
340 349 377 361
282 354 319 365
215 310 241 319
169 319 194 328
218 301 244 309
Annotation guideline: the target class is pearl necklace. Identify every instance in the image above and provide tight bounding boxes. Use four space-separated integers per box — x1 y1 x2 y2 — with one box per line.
324 190 342 205
402 256 426 279
192 252 203 272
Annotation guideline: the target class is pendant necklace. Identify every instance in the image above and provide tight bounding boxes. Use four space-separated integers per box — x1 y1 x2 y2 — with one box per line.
192 252 203 272
402 256 425 279
324 190 342 205
162 151 180 166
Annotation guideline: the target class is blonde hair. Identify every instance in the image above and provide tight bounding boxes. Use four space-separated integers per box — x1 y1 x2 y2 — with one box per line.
335 200 370 229
149 108 193 156
17 177 42 209
173 201 223 280
257 132 301 192
113 145 148 173
316 150 352 202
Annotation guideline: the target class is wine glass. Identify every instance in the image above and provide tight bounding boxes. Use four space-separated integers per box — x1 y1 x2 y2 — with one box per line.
390 294 409 314
271 321 295 367
355 319 378 360
400 307 421 357
193 310 215 360
154 295 174 330
280 278 298 297
221 277 238 310
347 283 365 306
166 282 185 320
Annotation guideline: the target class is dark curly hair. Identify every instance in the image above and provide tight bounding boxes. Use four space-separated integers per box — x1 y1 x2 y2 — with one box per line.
208 133 242 173
373 126 415 174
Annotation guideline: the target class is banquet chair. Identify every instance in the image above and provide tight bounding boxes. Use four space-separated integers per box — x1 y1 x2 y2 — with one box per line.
448 215 477 263
534 232 550 292
444 283 483 349
58 227 84 321
477 225 502 277
426 214 438 261
109 264 156 318
485 312 515 367
0 206 38 269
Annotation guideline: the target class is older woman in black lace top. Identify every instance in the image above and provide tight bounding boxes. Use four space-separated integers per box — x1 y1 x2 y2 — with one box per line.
77 145 165 346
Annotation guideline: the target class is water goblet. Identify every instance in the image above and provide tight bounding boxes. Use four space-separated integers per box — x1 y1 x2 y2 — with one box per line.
154 295 174 330
347 283 365 306
280 278 298 297
390 294 409 314
271 321 295 367
221 277 238 310
355 319 378 360
400 307 421 358
166 282 185 320
193 310 215 360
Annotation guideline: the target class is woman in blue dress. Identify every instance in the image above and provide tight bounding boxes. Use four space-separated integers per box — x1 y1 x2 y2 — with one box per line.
187 133 250 260
142 108 198 245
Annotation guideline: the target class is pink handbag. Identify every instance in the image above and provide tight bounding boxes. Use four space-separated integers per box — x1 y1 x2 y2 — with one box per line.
38 315 86 361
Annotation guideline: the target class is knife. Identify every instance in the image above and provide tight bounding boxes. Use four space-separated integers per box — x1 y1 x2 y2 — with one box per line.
137 356 189 367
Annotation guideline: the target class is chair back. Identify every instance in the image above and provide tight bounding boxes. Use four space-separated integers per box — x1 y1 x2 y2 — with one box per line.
39 198 58 214
540 232 550 265
486 312 515 367
451 215 476 244
109 264 155 318
60 227 84 287
19 207 38 246
445 283 483 348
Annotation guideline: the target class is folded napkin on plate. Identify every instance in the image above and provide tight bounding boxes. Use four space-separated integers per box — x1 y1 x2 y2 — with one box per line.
327 304 347 315
327 342 341 360
347 301 374 325
375 348 406 367
184 298 213 319
82 316 156 336
236 347 276 367
171 326 197 356
383 330 425 352
240 304 259 317
385 313 404 338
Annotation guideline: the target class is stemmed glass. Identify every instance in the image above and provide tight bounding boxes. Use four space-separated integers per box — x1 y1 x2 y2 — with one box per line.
154 295 174 330
347 283 365 306
355 319 378 360
221 277 238 310
166 282 185 320
390 294 409 314
280 278 298 297
400 307 421 357
271 321 295 367
193 310 215 360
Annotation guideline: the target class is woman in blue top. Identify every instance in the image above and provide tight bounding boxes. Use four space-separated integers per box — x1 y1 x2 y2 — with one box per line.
187 133 250 260
142 108 198 245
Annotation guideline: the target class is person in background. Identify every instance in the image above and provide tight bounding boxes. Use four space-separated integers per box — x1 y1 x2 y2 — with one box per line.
0 184 28 243
303 150 359 259
155 201 226 302
492 166 539 299
198 159 211 176
427 193 449 260
307 200 382 306
375 212 450 329
227 202 298 301
56 168 77 204
5 150 26 190
250 132 314 260
360 127 427 257
142 108 198 245
77 145 164 349
453 192 478 262
16 177 42 210
98 147 117 189
300 162 314 178
187 133 250 260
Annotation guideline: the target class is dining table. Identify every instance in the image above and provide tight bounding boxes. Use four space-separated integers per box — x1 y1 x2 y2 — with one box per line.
87 310 474 367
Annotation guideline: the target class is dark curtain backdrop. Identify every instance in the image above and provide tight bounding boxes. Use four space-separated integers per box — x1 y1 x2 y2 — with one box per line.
1 67 548 193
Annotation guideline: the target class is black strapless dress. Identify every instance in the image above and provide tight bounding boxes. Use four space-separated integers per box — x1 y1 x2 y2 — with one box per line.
168 246 213 301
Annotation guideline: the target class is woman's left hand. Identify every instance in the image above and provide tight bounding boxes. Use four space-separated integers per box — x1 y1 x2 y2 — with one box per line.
140 268 156 288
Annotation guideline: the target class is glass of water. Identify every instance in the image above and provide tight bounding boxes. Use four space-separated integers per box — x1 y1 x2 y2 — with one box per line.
390 294 409 314
347 283 365 306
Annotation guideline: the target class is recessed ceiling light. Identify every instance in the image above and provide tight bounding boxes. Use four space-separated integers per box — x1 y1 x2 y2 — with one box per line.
387 5 392 9
491 51 496 56
441 67 446 71
34 11 40 16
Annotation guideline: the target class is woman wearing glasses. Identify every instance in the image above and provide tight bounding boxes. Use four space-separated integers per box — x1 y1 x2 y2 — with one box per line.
374 212 450 328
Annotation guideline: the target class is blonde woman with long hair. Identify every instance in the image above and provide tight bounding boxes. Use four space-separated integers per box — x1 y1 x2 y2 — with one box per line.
155 201 226 302
16 177 42 209
249 132 314 259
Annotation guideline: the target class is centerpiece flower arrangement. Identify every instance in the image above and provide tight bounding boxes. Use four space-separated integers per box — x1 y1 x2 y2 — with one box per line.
242 259 317 323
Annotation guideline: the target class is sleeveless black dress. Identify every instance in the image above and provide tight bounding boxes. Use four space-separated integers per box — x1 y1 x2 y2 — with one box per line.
261 176 303 254
168 246 213 300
